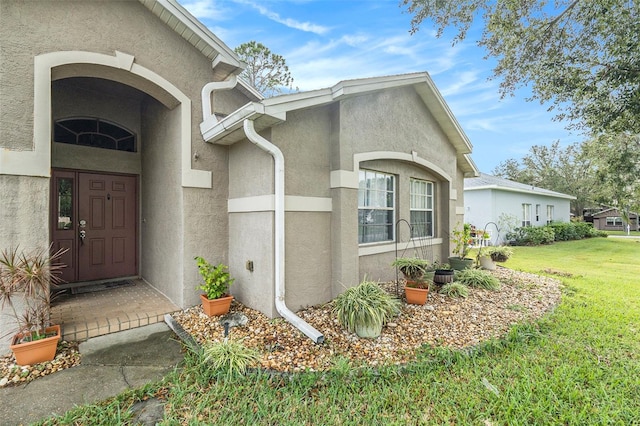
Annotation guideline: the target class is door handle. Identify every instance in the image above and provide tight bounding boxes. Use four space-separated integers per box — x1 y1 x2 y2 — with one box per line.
79 229 86 245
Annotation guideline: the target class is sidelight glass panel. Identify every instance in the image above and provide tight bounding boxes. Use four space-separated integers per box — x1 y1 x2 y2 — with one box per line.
57 178 73 230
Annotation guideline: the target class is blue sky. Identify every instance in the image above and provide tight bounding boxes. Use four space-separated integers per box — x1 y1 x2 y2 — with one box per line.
181 0 580 173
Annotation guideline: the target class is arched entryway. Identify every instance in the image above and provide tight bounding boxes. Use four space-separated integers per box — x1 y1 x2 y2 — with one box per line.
37 51 195 340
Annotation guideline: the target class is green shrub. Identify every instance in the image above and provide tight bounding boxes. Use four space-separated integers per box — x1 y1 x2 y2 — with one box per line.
194 256 234 299
506 226 555 245
333 280 401 333
202 339 261 379
438 282 469 298
548 222 600 241
455 269 501 290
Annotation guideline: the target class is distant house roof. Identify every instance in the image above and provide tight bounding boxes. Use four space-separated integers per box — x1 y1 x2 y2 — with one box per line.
592 208 638 218
464 173 576 200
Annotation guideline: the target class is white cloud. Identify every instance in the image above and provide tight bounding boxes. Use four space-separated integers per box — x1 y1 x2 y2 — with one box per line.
181 0 230 20
235 0 330 35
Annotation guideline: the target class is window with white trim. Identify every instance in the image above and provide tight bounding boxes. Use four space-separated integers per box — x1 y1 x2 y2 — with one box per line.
358 170 395 244
606 216 623 226
535 204 541 221
410 178 434 238
522 203 532 227
546 205 554 224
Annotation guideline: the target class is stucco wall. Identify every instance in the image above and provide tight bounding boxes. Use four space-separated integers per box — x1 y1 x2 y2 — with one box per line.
340 88 458 178
272 107 332 197
140 98 184 305
228 211 275 316
0 175 49 354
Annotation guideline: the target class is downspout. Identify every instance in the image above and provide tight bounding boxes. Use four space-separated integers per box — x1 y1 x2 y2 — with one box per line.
201 75 237 121
243 119 325 344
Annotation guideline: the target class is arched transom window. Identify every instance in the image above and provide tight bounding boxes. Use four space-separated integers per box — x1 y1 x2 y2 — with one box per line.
54 118 136 152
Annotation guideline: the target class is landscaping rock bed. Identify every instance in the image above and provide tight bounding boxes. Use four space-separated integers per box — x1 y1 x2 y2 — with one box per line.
174 268 561 372
0 268 561 385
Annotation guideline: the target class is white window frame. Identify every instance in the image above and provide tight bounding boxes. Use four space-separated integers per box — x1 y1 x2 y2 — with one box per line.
358 169 395 244
546 205 554 224
606 216 623 226
522 203 532 227
535 204 541 222
409 178 434 238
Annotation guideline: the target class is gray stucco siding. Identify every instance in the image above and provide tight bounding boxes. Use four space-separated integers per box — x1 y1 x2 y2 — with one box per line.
338 88 458 179
271 107 332 197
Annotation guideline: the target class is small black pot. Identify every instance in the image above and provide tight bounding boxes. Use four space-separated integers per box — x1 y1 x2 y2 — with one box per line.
433 269 454 284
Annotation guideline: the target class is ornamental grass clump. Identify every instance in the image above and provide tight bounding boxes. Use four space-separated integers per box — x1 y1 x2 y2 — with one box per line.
0 246 66 341
333 280 401 334
455 269 501 291
438 282 469 298
202 339 261 379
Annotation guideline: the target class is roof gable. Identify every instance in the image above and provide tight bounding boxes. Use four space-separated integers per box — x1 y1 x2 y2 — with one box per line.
202 72 479 176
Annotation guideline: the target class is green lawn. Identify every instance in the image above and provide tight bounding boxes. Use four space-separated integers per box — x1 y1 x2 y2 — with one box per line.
41 238 640 425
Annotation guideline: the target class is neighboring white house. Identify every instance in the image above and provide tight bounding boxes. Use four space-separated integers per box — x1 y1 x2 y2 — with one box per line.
464 173 575 244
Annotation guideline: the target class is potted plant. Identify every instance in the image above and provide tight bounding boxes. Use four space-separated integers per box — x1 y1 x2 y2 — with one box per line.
391 258 434 304
195 256 234 317
333 280 401 338
433 262 455 284
478 246 513 270
0 246 66 365
488 246 513 263
448 223 474 270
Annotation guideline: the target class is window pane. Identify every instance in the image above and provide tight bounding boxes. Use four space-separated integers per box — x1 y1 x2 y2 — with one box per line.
410 178 434 237
57 178 73 230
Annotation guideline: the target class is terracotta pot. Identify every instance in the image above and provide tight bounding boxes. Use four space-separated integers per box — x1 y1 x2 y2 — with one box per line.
200 294 233 317
405 286 429 305
10 324 61 366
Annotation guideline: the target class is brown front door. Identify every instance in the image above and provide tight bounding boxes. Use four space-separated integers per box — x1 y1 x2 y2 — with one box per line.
51 170 137 284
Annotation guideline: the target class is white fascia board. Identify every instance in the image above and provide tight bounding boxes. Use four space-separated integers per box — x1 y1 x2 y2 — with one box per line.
462 154 480 177
142 0 243 70
465 185 576 200
332 72 429 98
262 73 431 117
201 102 286 143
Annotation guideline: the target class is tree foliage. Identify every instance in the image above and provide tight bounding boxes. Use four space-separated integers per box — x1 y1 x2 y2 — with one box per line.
401 0 640 134
582 133 640 218
492 141 596 216
234 41 294 97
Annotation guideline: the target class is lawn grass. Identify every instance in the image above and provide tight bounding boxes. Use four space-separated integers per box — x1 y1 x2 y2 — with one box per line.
40 238 640 425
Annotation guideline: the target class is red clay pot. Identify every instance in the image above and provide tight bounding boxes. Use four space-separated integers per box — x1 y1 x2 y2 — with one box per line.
200 294 233 317
10 324 61 366
405 286 429 305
